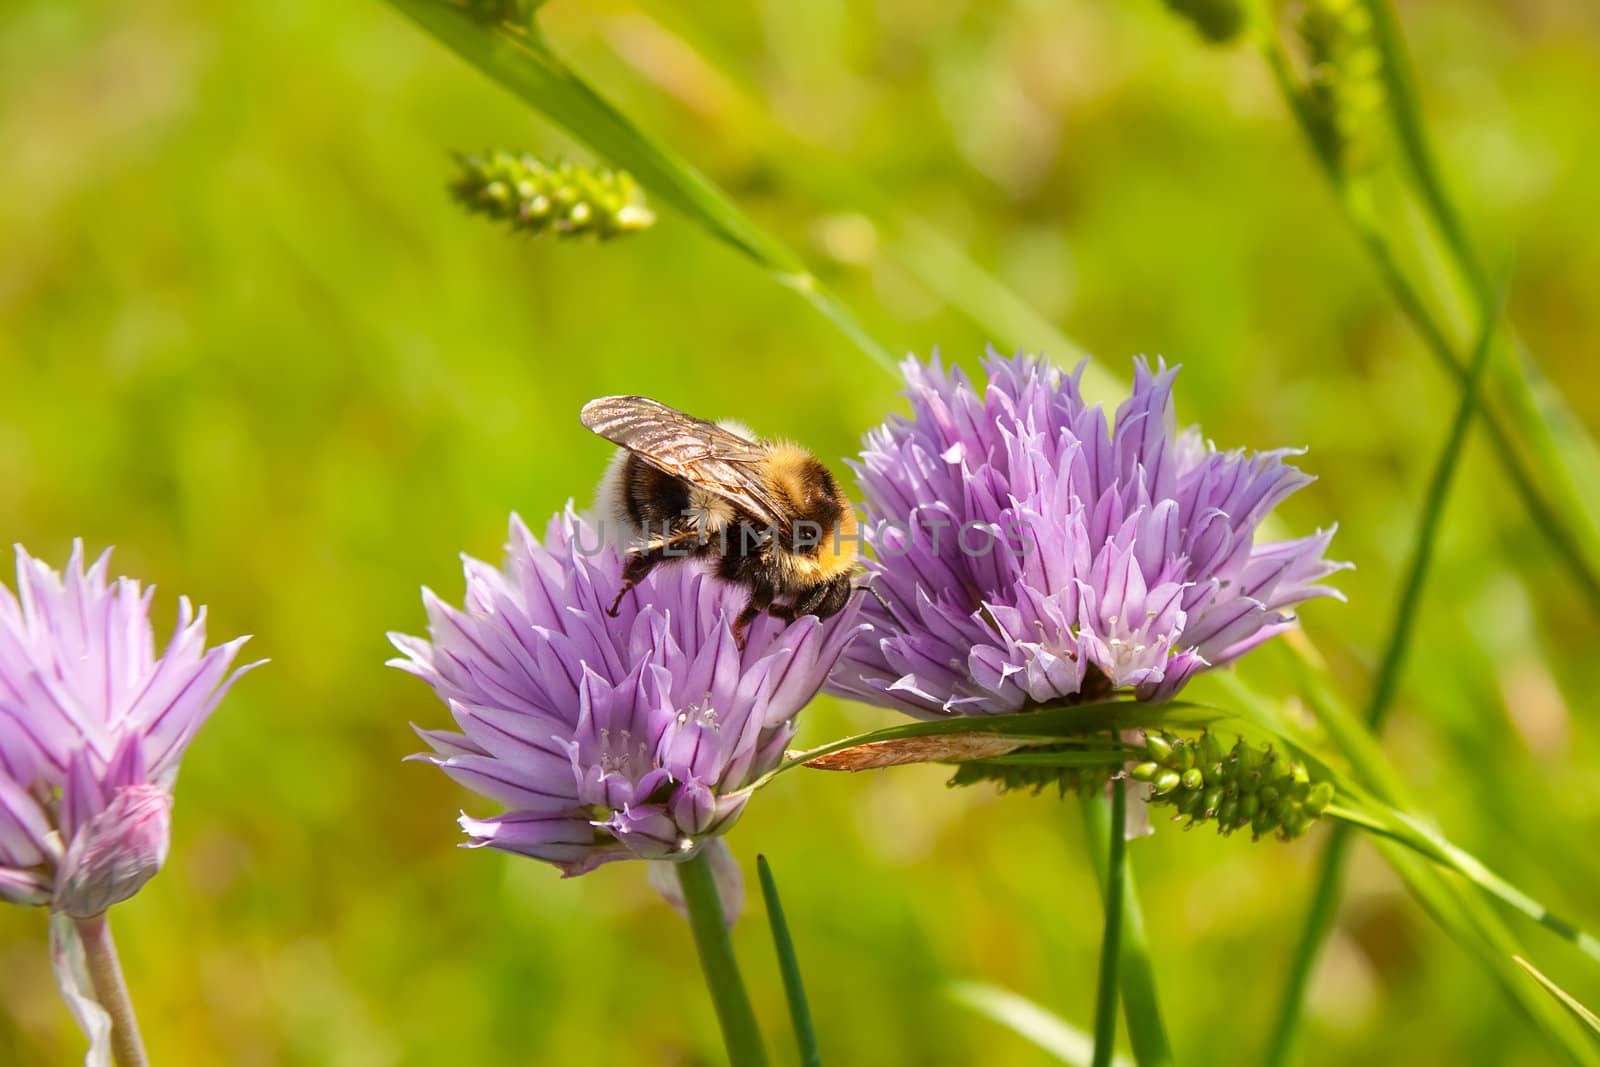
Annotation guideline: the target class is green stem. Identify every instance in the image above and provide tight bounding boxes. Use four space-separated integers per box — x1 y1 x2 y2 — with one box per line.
1358 0 1489 305
676 852 769 1067
1081 796 1174 1067
756 856 821 1067
1263 284 1500 1067
1091 777 1127 1067
74 914 150 1067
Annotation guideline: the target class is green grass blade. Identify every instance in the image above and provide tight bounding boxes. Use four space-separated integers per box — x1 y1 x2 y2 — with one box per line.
1515 956 1600 1044
382 0 897 374
1374 842 1600 1067
1081 796 1175 1067
1324 803 1600 965
756 856 822 1067
948 982 1134 1067
1362 0 1600 601
1216 671 1600 1065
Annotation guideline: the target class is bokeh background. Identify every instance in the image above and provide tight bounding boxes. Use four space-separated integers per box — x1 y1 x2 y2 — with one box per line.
3 0 1599 1063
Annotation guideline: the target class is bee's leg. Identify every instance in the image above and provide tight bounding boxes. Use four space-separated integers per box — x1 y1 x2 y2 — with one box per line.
608 533 699 616
851 583 905 629
731 580 776 649
808 575 854 620
607 553 657 616
785 582 832 620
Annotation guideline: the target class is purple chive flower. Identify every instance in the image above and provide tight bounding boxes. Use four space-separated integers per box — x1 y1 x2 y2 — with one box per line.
0 543 258 917
389 508 862 918
829 352 1346 716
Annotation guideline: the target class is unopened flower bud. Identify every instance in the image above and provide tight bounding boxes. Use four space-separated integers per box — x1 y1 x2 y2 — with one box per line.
54 785 172 919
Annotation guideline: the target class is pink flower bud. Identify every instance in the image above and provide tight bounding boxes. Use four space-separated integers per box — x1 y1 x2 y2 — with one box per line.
54 785 173 918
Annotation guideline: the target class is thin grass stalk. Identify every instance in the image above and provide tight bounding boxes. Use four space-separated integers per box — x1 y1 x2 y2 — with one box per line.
1360 0 1600 592
1254 31 1600 615
1263 298 1499 1065
1214 667 1600 1064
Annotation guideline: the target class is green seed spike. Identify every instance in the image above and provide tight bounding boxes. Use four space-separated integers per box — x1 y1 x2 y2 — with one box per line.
1296 0 1387 173
1134 731 1334 842
451 151 656 241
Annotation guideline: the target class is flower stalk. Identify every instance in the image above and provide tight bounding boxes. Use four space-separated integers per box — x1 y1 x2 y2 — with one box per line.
1090 774 1127 1067
75 914 149 1067
677 851 769 1067
1080 794 1173 1067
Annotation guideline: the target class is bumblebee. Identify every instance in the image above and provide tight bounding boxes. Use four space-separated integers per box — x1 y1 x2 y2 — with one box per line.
581 395 866 642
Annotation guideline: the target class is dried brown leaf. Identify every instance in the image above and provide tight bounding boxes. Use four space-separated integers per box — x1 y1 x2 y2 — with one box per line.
798 734 1024 771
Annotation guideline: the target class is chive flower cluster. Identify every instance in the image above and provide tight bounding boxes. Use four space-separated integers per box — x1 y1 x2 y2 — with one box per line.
0 544 256 1061
0 544 256 917
1131 732 1335 840
451 151 655 240
829 353 1346 717
391 510 862 917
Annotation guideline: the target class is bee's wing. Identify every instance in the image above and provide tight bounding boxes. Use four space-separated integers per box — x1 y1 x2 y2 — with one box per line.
580 395 791 537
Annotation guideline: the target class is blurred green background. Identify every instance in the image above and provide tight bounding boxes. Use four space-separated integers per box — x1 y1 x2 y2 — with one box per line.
2 0 1599 1063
